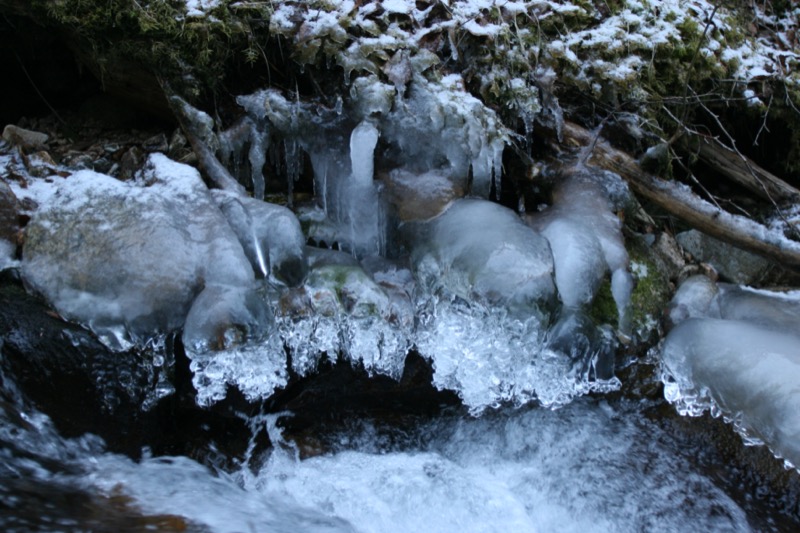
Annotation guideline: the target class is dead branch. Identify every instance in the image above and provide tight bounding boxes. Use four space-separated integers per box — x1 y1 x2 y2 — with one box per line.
695 137 800 203
558 121 800 271
166 95 248 197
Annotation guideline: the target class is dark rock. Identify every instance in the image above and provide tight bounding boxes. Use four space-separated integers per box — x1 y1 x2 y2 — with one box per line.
119 145 145 180
143 133 169 153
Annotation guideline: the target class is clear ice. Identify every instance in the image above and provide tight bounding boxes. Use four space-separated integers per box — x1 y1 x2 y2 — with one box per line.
660 276 800 471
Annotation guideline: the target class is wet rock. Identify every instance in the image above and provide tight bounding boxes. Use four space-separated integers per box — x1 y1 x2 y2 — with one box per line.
676 229 772 285
2 124 48 150
21 154 254 350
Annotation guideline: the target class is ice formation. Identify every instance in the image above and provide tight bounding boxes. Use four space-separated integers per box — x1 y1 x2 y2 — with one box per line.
526 169 633 335
661 276 800 470
277 249 413 380
230 73 506 256
212 191 308 287
412 199 555 313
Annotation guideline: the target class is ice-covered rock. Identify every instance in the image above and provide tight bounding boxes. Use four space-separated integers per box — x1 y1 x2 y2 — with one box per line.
526 169 633 334
662 276 800 469
212 191 308 287
666 274 719 327
379 75 506 198
661 318 800 470
21 154 255 350
413 199 555 314
183 284 287 406
715 285 800 332
407 198 619 412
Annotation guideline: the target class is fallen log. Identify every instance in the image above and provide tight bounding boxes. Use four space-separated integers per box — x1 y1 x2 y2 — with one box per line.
694 137 800 204
557 121 800 271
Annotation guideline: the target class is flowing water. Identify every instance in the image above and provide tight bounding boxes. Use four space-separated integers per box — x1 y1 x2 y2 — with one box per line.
2 353 799 533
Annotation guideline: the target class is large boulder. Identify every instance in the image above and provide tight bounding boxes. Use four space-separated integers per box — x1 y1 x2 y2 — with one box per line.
21 154 256 350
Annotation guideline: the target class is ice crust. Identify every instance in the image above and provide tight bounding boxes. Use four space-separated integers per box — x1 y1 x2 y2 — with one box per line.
660 276 800 471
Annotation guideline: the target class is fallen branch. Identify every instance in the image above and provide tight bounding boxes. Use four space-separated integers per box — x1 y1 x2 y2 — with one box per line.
166 95 248 197
694 136 800 203
558 121 800 271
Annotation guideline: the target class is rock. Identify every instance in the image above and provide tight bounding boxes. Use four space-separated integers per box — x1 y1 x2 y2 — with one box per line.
2 124 48 150
143 133 169 153
666 274 718 328
381 168 464 221
0 180 20 269
650 231 686 281
662 318 800 471
21 154 254 350
526 169 632 333
676 229 772 285
23 150 58 177
119 145 145 180
182 285 273 354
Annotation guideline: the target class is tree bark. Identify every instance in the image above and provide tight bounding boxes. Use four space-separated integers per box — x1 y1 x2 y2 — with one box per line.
557 121 800 271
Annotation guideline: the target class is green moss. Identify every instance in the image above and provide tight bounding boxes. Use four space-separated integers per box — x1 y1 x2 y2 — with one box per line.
589 240 670 341
29 0 270 99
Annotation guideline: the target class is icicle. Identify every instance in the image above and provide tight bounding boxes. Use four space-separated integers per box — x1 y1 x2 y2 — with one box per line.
349 120 379 188
248 121 269 200
284 139 301 206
